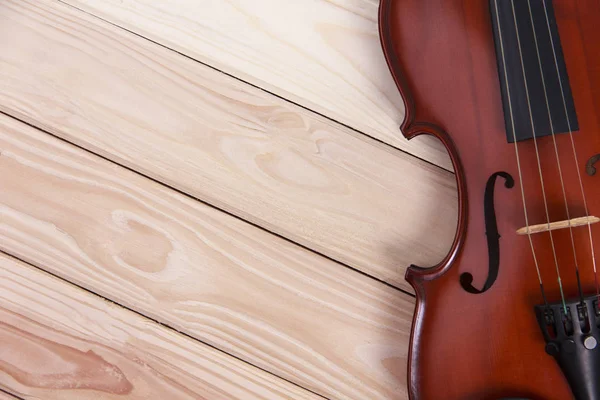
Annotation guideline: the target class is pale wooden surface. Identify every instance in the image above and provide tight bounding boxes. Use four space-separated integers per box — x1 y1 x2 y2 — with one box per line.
0 0 457 398
0 253 321 400
62 0 452 170
0 113 414 400
0 0 457 290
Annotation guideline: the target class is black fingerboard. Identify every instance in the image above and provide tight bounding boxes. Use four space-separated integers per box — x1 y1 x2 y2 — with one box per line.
489 0 578 143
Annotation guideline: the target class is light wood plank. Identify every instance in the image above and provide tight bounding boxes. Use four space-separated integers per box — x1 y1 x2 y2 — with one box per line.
0 253 321 400
0 114 415 399
60 0 452 170
0 0 457 288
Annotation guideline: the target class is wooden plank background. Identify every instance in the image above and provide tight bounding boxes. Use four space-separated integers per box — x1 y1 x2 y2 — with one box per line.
0 112 414 400
0 0 457 399
62 0 453 170
0 253 322 400
0 0 457 290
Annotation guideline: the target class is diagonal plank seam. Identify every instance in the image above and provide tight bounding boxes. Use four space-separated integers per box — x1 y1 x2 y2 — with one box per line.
0 249 331 400
0 109 415 298
54 0 453 175
0 0 459 293
0 388 22 400
0 108 415 399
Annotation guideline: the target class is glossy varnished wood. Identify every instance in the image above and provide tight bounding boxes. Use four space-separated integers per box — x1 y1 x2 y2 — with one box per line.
380 0 600 399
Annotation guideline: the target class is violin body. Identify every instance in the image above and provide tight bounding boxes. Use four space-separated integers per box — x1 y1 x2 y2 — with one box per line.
379 1 600 399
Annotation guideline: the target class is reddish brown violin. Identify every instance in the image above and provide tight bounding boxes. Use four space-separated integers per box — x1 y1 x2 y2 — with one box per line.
379 1 600 399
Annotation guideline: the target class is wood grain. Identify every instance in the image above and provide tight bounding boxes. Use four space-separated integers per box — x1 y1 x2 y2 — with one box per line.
0 0 457 289
0 253 322 400
60 0 452 170
0 113 415 399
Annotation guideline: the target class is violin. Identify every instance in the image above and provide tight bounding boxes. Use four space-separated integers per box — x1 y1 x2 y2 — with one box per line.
379 1 600 399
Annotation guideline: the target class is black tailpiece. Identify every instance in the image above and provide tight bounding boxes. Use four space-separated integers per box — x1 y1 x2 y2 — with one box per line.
535 295 600 400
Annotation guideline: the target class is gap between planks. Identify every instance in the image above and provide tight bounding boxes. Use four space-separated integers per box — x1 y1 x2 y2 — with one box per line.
0 110 412 298
0 388 22 400
56 0 453 171
0 251 325 400
0 112 415 399
0 0 458 291
56 0 450 176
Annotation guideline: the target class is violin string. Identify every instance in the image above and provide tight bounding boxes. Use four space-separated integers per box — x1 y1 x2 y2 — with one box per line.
541 0 600 299
510 0 567 312
492 0 548 304
526 0 585 305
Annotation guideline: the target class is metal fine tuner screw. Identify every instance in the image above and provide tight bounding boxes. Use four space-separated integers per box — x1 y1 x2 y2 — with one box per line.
584 336 597 350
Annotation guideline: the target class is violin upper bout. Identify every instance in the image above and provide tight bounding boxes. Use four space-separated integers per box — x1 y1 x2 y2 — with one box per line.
379 0 469 286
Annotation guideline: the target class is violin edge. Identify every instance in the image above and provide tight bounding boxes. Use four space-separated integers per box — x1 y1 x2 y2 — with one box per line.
377 0 468 285
378 1 470 399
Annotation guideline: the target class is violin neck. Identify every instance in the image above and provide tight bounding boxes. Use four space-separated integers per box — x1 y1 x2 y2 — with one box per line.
490 0 578 143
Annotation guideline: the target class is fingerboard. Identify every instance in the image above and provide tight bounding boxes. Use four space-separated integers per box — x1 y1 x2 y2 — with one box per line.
489 0 579 143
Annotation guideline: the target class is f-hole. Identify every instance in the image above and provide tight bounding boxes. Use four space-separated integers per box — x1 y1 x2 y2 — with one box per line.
460 171 514 294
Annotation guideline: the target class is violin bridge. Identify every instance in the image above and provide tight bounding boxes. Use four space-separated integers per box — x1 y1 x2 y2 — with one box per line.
517 216 600 235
